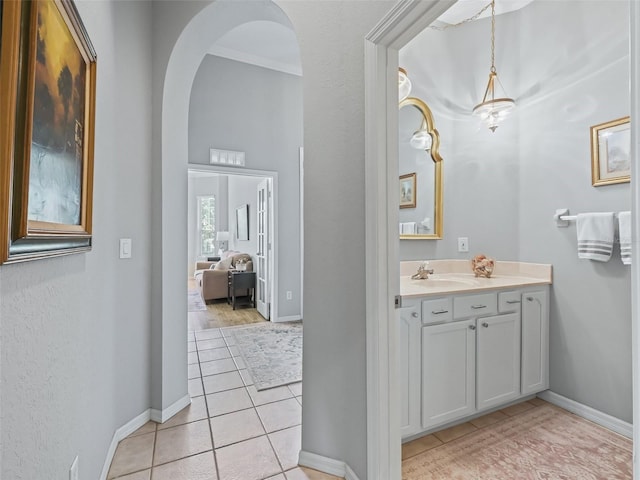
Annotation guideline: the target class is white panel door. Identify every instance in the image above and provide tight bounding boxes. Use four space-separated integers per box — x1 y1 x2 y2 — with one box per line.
521 289 549 395
476 313 521 411
422 319 476 429
256 179 271 319
398 300 421 438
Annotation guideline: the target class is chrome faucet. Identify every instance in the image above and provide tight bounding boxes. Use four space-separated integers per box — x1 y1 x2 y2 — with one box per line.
411 261 434 280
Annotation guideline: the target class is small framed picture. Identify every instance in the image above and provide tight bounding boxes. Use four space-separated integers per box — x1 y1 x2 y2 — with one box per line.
399 173 417 209
591 116 630 186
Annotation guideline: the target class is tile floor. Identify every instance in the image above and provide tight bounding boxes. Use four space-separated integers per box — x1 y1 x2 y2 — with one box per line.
108 327 340 480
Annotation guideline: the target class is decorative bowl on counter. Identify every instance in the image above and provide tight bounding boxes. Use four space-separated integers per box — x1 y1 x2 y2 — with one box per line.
472 254 495 278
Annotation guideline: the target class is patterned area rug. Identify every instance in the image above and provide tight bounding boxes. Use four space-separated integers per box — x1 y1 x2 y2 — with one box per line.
230 322 302 391
188 289 207 312
402 403 632 480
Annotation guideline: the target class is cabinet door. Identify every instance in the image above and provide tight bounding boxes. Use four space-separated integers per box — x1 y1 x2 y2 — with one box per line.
398 301 421 437
521 289 549 395
476 313 521 411
422 319 475 429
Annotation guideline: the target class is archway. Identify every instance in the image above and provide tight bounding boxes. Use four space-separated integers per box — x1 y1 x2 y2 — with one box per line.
154 0 301 419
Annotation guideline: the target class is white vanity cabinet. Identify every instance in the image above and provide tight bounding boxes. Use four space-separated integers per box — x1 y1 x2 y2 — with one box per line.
476 312 521 410
398 299 422 436
521 290 549 395
399 285 550 438
422 319 476 428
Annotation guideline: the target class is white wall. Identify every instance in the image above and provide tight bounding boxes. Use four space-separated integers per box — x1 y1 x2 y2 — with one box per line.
400 0 631 421
189 55 302 318
0 1 153 478
227 175 262 254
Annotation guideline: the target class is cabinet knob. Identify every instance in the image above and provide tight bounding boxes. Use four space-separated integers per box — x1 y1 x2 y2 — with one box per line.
411 311 419 318
482 322 489 328
526 297 534 302
468 325 476 330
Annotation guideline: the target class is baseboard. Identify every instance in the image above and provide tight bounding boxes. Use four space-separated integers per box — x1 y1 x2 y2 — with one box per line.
344 464 361 480
150 394 191 423
99 409 151 480
299 450 361 479
538 390 632 438
275 315 302 323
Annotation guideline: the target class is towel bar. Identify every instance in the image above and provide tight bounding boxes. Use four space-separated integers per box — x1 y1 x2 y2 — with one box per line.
554 209 619 228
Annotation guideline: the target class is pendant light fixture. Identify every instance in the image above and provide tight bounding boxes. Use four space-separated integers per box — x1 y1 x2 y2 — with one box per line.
410 129 433 151
398 67 412 102
472 0 515 132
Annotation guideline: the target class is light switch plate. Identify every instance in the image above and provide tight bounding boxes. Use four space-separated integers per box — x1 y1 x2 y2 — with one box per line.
119 238 132 259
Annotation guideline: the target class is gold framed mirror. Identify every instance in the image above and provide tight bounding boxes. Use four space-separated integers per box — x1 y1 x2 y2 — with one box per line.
399 97 443 240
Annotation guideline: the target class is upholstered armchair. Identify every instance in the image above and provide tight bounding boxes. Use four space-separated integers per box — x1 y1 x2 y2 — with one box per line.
196 253 253 302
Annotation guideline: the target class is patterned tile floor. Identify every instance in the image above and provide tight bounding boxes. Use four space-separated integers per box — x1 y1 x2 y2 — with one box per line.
107 327 340 480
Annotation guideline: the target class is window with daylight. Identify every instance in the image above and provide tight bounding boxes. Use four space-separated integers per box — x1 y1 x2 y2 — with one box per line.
197 195 216 256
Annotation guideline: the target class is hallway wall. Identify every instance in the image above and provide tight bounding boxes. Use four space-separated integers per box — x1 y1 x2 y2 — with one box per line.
0 1 154 478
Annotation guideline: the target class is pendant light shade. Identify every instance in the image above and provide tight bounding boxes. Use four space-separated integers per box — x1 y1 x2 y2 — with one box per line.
472 0 515 132
398 67 412 102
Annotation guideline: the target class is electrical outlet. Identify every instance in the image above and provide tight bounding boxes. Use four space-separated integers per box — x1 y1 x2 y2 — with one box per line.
458 237 469 253
286 291 293 300
69 456 79 480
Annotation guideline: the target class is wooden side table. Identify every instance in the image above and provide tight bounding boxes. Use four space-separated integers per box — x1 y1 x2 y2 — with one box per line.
227 271 256 310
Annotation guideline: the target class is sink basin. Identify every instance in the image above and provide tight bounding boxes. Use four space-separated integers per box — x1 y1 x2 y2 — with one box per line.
409 274 478 288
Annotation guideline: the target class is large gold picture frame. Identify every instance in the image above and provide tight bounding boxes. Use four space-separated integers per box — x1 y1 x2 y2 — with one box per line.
591 116 630 187
0 0 96 264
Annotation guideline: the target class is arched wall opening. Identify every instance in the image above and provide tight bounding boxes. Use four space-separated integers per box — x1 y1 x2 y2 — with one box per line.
153 0 300 414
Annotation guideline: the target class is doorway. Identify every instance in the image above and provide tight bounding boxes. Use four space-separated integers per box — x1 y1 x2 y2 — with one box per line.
364 1 640 479
188 166 278 324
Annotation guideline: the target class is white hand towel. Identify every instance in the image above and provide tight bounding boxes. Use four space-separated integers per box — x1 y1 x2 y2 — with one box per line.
618 211 631 265
402 222 417 235
576 212 614 262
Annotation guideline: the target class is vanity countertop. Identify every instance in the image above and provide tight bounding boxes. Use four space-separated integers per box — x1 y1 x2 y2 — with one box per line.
400 260 552 298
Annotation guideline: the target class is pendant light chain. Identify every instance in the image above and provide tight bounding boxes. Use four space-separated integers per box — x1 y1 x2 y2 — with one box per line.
490 0 496 73
429 1 493 31
472 0 515 131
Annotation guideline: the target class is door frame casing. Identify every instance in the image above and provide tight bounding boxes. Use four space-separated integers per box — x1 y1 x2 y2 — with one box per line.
188 164 279 320
364 1 640 479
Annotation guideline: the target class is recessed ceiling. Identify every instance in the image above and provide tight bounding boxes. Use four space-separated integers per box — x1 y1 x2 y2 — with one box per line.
437 0 535 26
205 3 533 76
208 20 302 76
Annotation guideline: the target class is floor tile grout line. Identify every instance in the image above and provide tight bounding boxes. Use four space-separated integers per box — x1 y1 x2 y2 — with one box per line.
149 422 158 480
203 385 222 480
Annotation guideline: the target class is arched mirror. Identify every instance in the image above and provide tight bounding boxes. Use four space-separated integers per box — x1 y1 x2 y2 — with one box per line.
399 97 443 240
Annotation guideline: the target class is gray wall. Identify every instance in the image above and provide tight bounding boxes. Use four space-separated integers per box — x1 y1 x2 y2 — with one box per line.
0 1 153 478
189 55 302 318
278 2 396 476
400 1 631 421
